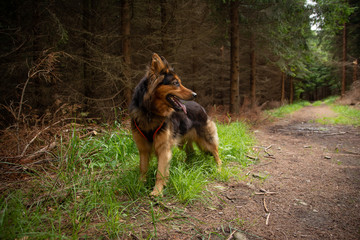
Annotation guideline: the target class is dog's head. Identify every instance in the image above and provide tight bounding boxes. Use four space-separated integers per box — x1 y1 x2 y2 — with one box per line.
145 53 196 117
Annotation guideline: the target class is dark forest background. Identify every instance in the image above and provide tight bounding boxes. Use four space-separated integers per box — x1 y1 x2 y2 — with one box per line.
0 0 359 127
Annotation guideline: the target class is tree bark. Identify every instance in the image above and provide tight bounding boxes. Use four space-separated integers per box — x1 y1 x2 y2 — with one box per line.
229 1 240 114
250 32 256 108
290 77 294 104
219 46 225 105
82 0 92 97
121 0 131 104
353 59 358 83
161 0 167 54
341 22 347 97
281 71 285 105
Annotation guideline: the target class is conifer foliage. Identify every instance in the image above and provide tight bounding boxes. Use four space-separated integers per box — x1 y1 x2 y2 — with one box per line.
0 0 359 122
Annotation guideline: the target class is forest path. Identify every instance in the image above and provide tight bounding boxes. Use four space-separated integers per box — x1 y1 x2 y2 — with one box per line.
237 104 360 239
157 105 360 239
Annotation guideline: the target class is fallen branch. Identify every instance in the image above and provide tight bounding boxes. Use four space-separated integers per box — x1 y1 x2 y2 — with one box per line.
79 130 98 139
341 149 360 156
21 117 79 156
21 142 56 164
264 144 274 156
323 132 347 136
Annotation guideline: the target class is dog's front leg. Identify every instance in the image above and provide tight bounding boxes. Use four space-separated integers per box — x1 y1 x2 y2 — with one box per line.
151 135 172 196
133 131 152 182
139 148 151 182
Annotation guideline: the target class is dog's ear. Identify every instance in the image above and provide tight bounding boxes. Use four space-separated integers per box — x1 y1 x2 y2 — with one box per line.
150 53 167 74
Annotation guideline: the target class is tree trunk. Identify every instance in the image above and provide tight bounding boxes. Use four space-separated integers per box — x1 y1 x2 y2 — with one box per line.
121 0 131 104
290 77 294 104
191 32 197 94
353 59 358 83
30 0 41 109
341 22 347 97
250 32 256 108
161 0 167 54
281 72 285 105
229 1 240 114
219 46 225 105
82 0 92 97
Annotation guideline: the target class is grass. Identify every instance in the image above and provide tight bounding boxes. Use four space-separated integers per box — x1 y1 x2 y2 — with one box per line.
266 101 311 118
0 121 255 239
310 96 360 126
315 104 360 126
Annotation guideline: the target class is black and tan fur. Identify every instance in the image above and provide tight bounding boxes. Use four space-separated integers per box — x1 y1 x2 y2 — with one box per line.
129 53 221 196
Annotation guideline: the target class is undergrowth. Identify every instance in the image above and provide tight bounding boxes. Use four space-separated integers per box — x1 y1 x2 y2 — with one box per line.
0 121 255 239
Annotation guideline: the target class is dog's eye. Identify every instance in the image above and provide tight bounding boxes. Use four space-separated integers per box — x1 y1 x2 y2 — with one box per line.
172 81 180 86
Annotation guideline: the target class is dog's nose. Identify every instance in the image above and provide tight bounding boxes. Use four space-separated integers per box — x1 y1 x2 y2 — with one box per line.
192 92 197 99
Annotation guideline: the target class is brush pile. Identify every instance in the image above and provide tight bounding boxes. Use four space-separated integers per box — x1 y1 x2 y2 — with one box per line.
337 80 360 106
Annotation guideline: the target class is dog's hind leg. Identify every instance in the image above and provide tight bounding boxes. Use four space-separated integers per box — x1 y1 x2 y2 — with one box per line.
185 141 195 159
178 140 194 161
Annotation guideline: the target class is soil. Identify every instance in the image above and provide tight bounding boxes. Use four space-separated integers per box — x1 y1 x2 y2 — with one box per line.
155 105 360 239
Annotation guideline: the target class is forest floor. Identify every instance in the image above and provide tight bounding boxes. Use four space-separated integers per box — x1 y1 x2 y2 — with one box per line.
1 104 359 239
155 104 360 239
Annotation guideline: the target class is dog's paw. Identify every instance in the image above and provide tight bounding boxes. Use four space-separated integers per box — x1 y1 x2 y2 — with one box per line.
150 185 164 197
139 176 147 182
150 189 162 197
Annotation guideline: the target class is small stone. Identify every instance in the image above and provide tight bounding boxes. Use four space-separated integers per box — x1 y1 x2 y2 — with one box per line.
214 185 227 191
324 156 331 159
295 198 308 206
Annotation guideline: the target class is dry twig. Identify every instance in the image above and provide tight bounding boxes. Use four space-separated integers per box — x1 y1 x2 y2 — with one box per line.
246 155 258 160
255 191 277 195
266 213 271 225
21 142 56 163
263 197 269 213
226 231 236 240
20 117 79 156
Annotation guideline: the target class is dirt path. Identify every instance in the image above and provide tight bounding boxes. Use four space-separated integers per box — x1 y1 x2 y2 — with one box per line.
172 105 360 240
232 105 360 239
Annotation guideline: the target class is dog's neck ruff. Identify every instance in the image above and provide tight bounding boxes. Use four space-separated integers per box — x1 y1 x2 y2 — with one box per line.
134 119 165 142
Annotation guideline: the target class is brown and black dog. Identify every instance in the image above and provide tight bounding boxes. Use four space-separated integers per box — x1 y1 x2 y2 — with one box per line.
129 53 221 196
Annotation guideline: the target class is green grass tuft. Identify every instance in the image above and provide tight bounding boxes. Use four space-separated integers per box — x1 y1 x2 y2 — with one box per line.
316 104 360 126
266 101 310 118
217 122 255 166
322 96 339 105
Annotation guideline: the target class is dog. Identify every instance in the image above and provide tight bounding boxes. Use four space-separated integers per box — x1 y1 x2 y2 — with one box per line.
129 53 221 196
